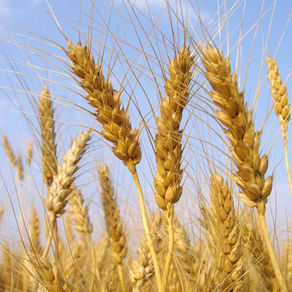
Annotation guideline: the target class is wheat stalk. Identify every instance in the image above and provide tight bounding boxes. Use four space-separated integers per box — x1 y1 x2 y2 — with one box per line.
154 46 194 289
266 57 292 198
42 130 90 262
201 44 287 291
63 39 164 289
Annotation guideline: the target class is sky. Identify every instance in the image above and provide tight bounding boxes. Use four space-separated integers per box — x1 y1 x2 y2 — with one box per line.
0 0 291 238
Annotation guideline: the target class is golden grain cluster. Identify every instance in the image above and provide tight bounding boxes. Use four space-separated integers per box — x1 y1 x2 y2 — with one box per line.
0 1 291 292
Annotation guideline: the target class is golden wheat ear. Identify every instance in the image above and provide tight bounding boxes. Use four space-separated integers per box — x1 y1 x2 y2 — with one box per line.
98 165 127 292
201 44 288 292
2 136 17 167
209 173 245 291
266 57 292 198
68 188 93 236
38 86 58 187
153 46 194 289
64 41 141 173
26 140 33 167
29 205 43 255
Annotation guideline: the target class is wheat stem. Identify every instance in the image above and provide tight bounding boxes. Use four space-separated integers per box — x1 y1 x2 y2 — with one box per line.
284 143 292 198
117 264 127 292
131 163 164 292
257 203 288 292
163 205 174 289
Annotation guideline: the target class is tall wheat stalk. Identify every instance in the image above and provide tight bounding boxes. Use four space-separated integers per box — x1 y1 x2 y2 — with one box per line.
266 57 291 198
201 45 287 291
154 45 194 288
64 39 163 291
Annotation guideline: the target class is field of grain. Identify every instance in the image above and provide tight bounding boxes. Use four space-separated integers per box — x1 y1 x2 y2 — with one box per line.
0 0 291 291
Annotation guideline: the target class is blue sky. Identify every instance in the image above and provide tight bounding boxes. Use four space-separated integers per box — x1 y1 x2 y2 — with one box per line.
0 0 291 236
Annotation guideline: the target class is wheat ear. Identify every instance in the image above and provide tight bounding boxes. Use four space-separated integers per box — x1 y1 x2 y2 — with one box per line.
29 205 43 255
68 188 93 236
154 46 194 288
243 210 280 291
64 41 141 172
32 257 66 292
130 237 155 292
26 140 33 167
42 130 90 259
98 165 127 292
209 173 245 291
2 136 17 167
39 86 58 187
63 41 163 289
16 153 24 181
266 57 292 198
201 45 287 291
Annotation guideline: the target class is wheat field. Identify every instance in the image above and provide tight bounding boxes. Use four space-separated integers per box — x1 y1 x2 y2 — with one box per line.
0 0 291 291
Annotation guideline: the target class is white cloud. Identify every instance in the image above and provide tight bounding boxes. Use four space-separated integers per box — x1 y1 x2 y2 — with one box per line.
0 0 10 17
